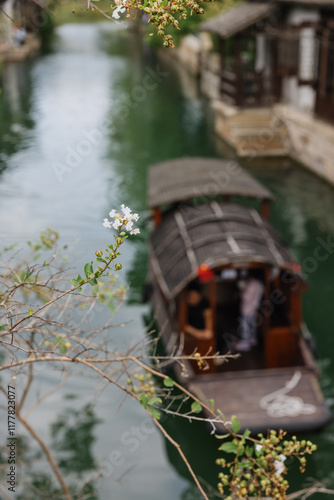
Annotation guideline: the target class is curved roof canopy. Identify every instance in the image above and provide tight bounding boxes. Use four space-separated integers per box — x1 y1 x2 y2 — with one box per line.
150 201 303 300
200 2 276 39
148 157 273 209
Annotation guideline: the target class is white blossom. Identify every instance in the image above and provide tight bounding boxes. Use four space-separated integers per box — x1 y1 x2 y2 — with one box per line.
121 204 132 218
112 0 126 19
125 220 134 231
112 7 125 19
274 454 286 476
112 219 123 230
103 218 112 228
255 444 263 453
103 204 140 235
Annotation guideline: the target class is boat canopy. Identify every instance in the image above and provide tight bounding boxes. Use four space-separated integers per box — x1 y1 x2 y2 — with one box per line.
150 201 304 300
147 157 273 209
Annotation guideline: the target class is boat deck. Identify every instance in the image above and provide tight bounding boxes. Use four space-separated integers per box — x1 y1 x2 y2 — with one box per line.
189 366 332 434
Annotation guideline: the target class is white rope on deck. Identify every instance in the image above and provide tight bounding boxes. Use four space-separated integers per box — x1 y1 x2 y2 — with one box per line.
259 371 317 418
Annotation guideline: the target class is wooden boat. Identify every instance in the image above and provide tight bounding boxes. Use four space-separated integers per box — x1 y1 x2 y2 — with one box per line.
148 157 332 434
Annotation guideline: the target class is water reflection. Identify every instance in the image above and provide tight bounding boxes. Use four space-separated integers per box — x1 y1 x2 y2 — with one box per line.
0 61 35 174
15 404 101 500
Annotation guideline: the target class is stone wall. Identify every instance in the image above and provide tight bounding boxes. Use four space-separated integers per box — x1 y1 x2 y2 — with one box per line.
213 100 289 158
176 34 201 76
274 104 334 186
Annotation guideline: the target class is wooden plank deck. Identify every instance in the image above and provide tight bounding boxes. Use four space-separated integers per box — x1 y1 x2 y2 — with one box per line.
189 367 332 434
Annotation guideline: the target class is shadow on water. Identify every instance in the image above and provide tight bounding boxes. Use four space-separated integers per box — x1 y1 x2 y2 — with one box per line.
0 62 35 175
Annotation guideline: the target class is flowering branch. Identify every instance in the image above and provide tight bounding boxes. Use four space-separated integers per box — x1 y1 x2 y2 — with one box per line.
89 0 212 48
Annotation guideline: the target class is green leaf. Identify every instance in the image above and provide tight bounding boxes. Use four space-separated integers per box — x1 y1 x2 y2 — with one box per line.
27 309 33 317
96 257 107 264
147 397 162 406
245 447 254 457
139 394 149 408
241 428 251 445
217 409 226 420
255 445 263 457
219 442 238 454
163 377 174 388
70 279 78 287
231 415 240 434
147 406 160 419
237 445 245 457
238 460 253 468
120 231 126 236
20 270 28 281
208 398 215 412
84 262 94 279
0 324 7 332
191 401 202 414
215 433 230 440
88 278 98 286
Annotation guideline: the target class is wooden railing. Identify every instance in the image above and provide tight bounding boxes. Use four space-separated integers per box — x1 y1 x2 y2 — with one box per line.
220 69 275 107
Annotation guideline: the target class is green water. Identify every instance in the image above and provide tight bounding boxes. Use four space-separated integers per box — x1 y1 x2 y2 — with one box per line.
0 22 333 499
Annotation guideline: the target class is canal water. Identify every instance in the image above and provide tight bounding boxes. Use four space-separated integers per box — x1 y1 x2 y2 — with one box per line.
0 22 333 499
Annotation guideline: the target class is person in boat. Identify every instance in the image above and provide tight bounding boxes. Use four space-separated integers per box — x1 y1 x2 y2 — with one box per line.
235 269 264 352
13 23 27 47
184 281 213 341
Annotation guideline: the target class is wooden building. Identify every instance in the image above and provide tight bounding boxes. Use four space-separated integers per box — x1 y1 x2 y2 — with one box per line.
201 0 334 123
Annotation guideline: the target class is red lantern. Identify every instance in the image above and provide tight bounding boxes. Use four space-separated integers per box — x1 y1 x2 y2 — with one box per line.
197 263 214 283
284 262 302 272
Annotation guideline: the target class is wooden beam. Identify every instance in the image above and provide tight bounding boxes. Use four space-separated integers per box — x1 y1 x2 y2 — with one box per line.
153 207 162 227
209 279 217 338
178 292 188 333
261 199 270 218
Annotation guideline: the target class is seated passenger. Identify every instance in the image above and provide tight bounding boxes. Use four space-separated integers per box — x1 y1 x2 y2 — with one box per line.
184 282 213 341
235 269 264 352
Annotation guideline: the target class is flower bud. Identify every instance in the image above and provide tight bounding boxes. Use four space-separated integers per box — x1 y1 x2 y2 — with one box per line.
116 237 123 245
115 263 122 271
95 250 103 257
